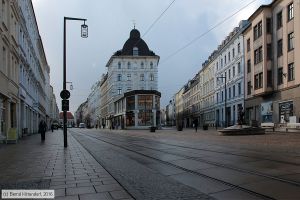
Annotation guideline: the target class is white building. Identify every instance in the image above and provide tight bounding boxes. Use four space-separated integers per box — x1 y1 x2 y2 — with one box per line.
86 81 101 128
103 28 161 129
215 21 248 127
17 0 51 135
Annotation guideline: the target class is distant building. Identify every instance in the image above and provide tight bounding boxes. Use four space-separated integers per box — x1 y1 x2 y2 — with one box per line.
59 112 74 128
101 28 161 129
215 21 248 127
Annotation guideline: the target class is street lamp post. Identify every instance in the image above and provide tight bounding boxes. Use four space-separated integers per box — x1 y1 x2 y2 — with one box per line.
62 17 88 147
217 75 227 128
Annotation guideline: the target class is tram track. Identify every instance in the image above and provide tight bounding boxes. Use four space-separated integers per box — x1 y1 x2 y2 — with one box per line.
105 130 300 166
85 131 300 186
71 130 290 200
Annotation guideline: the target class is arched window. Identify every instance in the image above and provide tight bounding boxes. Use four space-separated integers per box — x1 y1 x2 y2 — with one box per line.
150 74 154 81
127 62 131 69
141 62 144 69
133 47 139 56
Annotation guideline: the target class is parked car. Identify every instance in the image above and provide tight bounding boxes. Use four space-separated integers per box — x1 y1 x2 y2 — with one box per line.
79 123 85 128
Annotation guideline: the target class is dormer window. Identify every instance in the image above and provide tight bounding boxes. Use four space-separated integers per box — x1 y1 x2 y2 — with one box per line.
133 47 139 56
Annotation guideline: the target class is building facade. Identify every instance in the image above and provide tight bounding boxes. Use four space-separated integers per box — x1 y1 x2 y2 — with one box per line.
215 21 248 127
244 0 300 125
0 0 57 141
101 28 161 129
0 0 20 139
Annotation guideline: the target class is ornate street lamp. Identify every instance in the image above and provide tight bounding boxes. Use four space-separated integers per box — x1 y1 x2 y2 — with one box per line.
81 21 88 38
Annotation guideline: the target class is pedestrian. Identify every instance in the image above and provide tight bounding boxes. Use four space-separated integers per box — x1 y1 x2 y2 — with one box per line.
39 120 47 141
51 124 54 132
193 118 198 132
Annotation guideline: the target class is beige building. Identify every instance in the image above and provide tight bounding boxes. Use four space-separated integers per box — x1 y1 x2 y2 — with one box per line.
244 0 299 125
0 0 20 140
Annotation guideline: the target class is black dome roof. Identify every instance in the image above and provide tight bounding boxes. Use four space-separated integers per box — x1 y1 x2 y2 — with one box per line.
119 29 155 56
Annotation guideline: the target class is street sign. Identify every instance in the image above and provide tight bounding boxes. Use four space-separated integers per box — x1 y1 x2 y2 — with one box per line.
62 99 69 111
60 89 70 99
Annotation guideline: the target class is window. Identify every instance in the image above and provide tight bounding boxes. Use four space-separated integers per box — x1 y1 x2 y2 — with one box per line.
288 3 294 21
288 32 294 51
238 82 241 95
127 62 131 69
117 74 122 81
267 70 272 87
225 55 227 64
238 43 240 53
133 47 139 56
127 74 131 81
233 85 236 97
233 66 235 77
254 46 263 64
254 72 263 89
140 74 144 81
228 69 231 79
150 74 154 81
267 43 272 60
228 88 231 99
118 62 121 69
221 91 224 102
247 39 250 52
278 67 283 85
266 18 272 34
237 62 241 74
253 21 262 40
247 81 252 95
150 62 153 69
232 48 235 58
288 63 294 81
277 39 283 57
141 62 144 69
247 59 251 73
117 88 122 95
277 11 282 29
228 52 230 61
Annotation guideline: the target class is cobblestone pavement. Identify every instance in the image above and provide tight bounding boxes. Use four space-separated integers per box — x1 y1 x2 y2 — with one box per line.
0 130 133 200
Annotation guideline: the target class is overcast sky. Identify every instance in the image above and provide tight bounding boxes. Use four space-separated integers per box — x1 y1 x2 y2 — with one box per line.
32 0 271 114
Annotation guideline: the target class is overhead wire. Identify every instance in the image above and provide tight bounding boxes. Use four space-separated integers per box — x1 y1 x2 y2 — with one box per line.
160 0 258 65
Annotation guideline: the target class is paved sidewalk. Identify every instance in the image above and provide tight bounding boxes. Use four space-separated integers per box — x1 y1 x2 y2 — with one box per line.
0 130 133 200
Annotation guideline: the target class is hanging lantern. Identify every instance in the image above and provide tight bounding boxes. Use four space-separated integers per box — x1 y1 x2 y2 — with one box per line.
81 21 88 38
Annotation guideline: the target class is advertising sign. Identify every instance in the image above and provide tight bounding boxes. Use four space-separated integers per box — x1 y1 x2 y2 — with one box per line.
279 101 293 123
261 101 273 123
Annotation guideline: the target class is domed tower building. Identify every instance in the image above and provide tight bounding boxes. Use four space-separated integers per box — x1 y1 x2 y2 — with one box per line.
104 28 161 129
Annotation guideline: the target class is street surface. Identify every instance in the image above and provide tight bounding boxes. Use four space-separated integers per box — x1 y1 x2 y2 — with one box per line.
0 128 300 199
70 128 300 200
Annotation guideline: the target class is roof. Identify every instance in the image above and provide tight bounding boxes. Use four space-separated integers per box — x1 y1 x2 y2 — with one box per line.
114 29 156 56
59 112 74 119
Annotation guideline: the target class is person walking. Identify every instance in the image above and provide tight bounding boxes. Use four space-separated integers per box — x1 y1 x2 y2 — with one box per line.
51 124 54 132
39 120 47 141
193 118 198 132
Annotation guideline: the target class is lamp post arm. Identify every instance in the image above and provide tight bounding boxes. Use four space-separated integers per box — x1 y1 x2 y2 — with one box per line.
64 17 87 21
